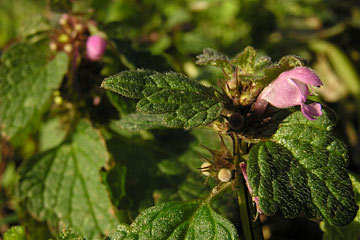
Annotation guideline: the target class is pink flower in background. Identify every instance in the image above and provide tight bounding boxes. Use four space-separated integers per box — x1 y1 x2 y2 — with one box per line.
253 67 323 120
86 35 106 61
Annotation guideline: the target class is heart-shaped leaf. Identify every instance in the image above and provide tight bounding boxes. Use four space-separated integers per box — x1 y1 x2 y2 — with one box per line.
19 120 118 239
247 109 358 226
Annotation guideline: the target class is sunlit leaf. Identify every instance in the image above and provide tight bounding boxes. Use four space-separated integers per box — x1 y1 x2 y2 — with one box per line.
106 201 239 240
3 226 26 240
248 109 358 226
102 69 223 129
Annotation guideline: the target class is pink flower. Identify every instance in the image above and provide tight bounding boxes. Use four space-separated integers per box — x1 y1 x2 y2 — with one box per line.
86 35 106 61
253 67 323 120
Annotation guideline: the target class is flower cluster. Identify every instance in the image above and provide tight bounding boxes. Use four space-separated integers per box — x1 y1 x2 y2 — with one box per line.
253 67 323 120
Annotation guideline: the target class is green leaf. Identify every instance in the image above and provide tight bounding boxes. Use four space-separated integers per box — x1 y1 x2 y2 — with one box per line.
254 56 272 72
105 127 225 216
105 164 127 208
195 47 304 90
109 113 166 132
19 120 118 239
18 15 50 40
195 48 233 77
3 226 26 240
231 46 256 74
0 41 68 143
157 158 186 176
106 91 137 117
102 69 223 129
57 229 86 240
320 172 360 239
247 109 358 226
39 117 67 151
106 130 193 214
106 201 239 240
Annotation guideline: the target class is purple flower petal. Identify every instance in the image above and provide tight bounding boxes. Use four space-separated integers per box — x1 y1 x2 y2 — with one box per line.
258 74 304 108
281 67 323 87
254 67 323 120
290 78 309 102
300 102 322 120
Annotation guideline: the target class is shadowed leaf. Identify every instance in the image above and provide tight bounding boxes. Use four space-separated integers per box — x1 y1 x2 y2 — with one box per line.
19 120 118 239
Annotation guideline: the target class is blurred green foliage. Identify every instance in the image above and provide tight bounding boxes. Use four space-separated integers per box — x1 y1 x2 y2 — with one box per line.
1 0 360 239
0 0 47 47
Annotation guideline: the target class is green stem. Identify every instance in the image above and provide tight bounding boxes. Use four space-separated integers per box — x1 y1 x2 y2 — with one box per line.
205 182 231 203
231 133 263 240
235 175 255 240
235 176 263 240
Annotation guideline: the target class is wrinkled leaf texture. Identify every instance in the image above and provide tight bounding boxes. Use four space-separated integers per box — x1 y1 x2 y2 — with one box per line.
0 41 68 143
247 109 358 226
19 120 118 239
102 69 223 129
106 200 239 240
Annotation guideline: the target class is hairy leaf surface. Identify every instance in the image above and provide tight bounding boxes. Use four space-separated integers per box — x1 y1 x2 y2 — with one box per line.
196 47 303 87
320 173 360 239
106 201 238 240
231 46 256 74
102 69 223 129
57 229 86 240
196 48 233 76
247 110 358 226
109 113 166 132
0 41 68 143
19 120 118 239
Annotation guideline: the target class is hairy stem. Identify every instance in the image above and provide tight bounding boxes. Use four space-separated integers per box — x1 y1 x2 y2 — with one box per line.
235 175 263 240
231 133 263 240
205 182 232 203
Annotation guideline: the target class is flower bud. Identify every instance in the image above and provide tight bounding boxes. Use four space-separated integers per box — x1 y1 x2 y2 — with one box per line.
218 168 232 182
59 14 69 25
49 42 57 51
63 43 73 53
200 162 212 176
86 35 106 61
58 33 70 43
229 112 244 131
74 23 84 32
